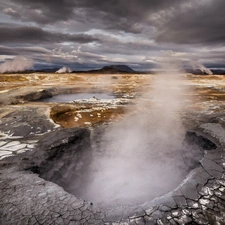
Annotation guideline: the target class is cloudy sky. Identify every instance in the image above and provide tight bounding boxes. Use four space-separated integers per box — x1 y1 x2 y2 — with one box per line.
0 0 224 70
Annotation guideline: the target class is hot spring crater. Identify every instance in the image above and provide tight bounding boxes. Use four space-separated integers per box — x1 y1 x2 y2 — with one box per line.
1 118 224 224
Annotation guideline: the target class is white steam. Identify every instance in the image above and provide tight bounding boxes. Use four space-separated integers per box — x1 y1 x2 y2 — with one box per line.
190 61 213 75
78 61 191 207
0 56 33 73
56 66 72 73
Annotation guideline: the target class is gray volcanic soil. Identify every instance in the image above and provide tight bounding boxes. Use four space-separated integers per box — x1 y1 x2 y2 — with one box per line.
0 106 225 224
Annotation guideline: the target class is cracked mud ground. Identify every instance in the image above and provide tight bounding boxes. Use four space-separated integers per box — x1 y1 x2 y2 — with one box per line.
1 74 225 224
0 109 225 224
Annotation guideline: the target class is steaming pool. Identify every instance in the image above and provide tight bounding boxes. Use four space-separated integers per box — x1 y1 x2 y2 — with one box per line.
39 92 115 102
37 122 217 208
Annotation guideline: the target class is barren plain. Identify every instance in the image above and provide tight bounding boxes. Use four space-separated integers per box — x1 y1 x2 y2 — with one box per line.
1 73 225 130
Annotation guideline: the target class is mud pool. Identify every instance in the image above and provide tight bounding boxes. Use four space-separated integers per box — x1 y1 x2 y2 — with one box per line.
38 92 115 102
49 127 207 208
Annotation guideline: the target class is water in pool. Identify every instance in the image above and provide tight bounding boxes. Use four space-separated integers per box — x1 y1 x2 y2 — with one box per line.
39 92 115 102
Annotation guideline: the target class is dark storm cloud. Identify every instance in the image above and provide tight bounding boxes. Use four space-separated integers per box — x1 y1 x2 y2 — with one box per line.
0 25 99 44
0 0 225 69
0 45 51 56
3 0 225 44
156 0 225 45
2 0 224 44
3 0 181 32
81 36 165 56
74 0 182 33
3 0 75 24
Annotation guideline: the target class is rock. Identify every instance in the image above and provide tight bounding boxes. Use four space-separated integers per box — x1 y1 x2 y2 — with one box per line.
24 127 92 197
181 130 217 170
22 89 53 101
0 107 56 137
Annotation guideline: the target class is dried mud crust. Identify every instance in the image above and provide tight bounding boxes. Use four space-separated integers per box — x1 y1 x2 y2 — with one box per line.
0 119 225 224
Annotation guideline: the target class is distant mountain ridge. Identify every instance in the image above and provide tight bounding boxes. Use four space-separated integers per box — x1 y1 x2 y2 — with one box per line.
102 65 134 73
5 64 225 75
32 64 135 74
84 64 135 74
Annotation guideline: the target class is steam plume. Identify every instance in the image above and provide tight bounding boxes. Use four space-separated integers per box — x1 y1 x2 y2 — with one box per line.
0 56 33 73
190 61 213 75
76 60 191 207
56 66 72 73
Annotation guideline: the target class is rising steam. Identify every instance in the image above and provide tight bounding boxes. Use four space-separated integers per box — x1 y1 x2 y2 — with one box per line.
190 61 213 75
0 56 33 73
73 61 192 207
56 66 72 73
